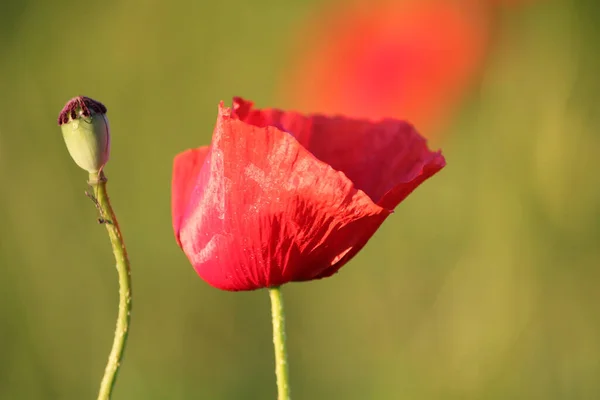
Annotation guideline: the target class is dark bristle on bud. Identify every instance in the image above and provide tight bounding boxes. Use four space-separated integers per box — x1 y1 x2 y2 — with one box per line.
57 96 107 125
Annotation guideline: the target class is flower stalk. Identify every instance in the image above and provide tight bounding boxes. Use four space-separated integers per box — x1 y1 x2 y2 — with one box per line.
269 286 291 400
88 171 132 400
58 96 131 400
58 96 133 399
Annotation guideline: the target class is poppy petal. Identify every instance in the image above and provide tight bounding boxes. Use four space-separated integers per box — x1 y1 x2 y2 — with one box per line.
232 97 446 210
177 102 391 291
172 146 211 246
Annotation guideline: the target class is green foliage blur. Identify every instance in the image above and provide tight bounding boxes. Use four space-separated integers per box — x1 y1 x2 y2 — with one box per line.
1 0 599 398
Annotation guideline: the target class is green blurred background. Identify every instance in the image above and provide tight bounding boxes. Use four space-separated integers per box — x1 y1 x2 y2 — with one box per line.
1 0 600 398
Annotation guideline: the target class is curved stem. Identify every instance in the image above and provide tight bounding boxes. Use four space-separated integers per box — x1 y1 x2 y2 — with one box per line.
269 286 291 400
89 171 132 400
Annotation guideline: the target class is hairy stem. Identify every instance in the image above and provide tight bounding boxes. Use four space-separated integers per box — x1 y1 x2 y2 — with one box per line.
89 171 132 400
269 286 291 400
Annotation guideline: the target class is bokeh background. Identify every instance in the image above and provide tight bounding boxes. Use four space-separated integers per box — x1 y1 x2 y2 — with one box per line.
1 0 600 398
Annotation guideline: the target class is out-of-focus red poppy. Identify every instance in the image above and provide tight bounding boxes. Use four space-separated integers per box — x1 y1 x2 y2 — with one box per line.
171 97 445 291
280 0 490 137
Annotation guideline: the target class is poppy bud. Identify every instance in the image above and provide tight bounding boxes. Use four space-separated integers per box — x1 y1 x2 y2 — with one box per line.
58 96 110 174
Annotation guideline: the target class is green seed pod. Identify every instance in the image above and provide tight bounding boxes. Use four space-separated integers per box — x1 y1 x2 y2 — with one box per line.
58 96 110 174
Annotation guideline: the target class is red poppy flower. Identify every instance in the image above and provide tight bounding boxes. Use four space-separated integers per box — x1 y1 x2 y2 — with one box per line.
280 0 489 137
171 97 445 291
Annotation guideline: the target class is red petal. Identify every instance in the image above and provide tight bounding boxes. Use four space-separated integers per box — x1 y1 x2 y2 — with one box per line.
231 97 445 280
177 102 391 291
232 97 446 211
172 146 211 246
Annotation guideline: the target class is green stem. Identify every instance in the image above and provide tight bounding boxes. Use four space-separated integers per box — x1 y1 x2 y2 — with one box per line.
269 286 291 400
89 171 132 400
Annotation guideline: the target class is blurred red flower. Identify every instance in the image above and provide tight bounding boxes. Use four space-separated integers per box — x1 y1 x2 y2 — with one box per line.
172 98 445 291
280 0 489 137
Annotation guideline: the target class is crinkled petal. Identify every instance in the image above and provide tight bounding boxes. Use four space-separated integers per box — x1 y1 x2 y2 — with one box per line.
172 146 211 246
232 97 446 210
177 103 391 291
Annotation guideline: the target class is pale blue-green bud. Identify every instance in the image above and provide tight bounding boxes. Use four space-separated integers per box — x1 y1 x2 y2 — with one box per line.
58 96 110 174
